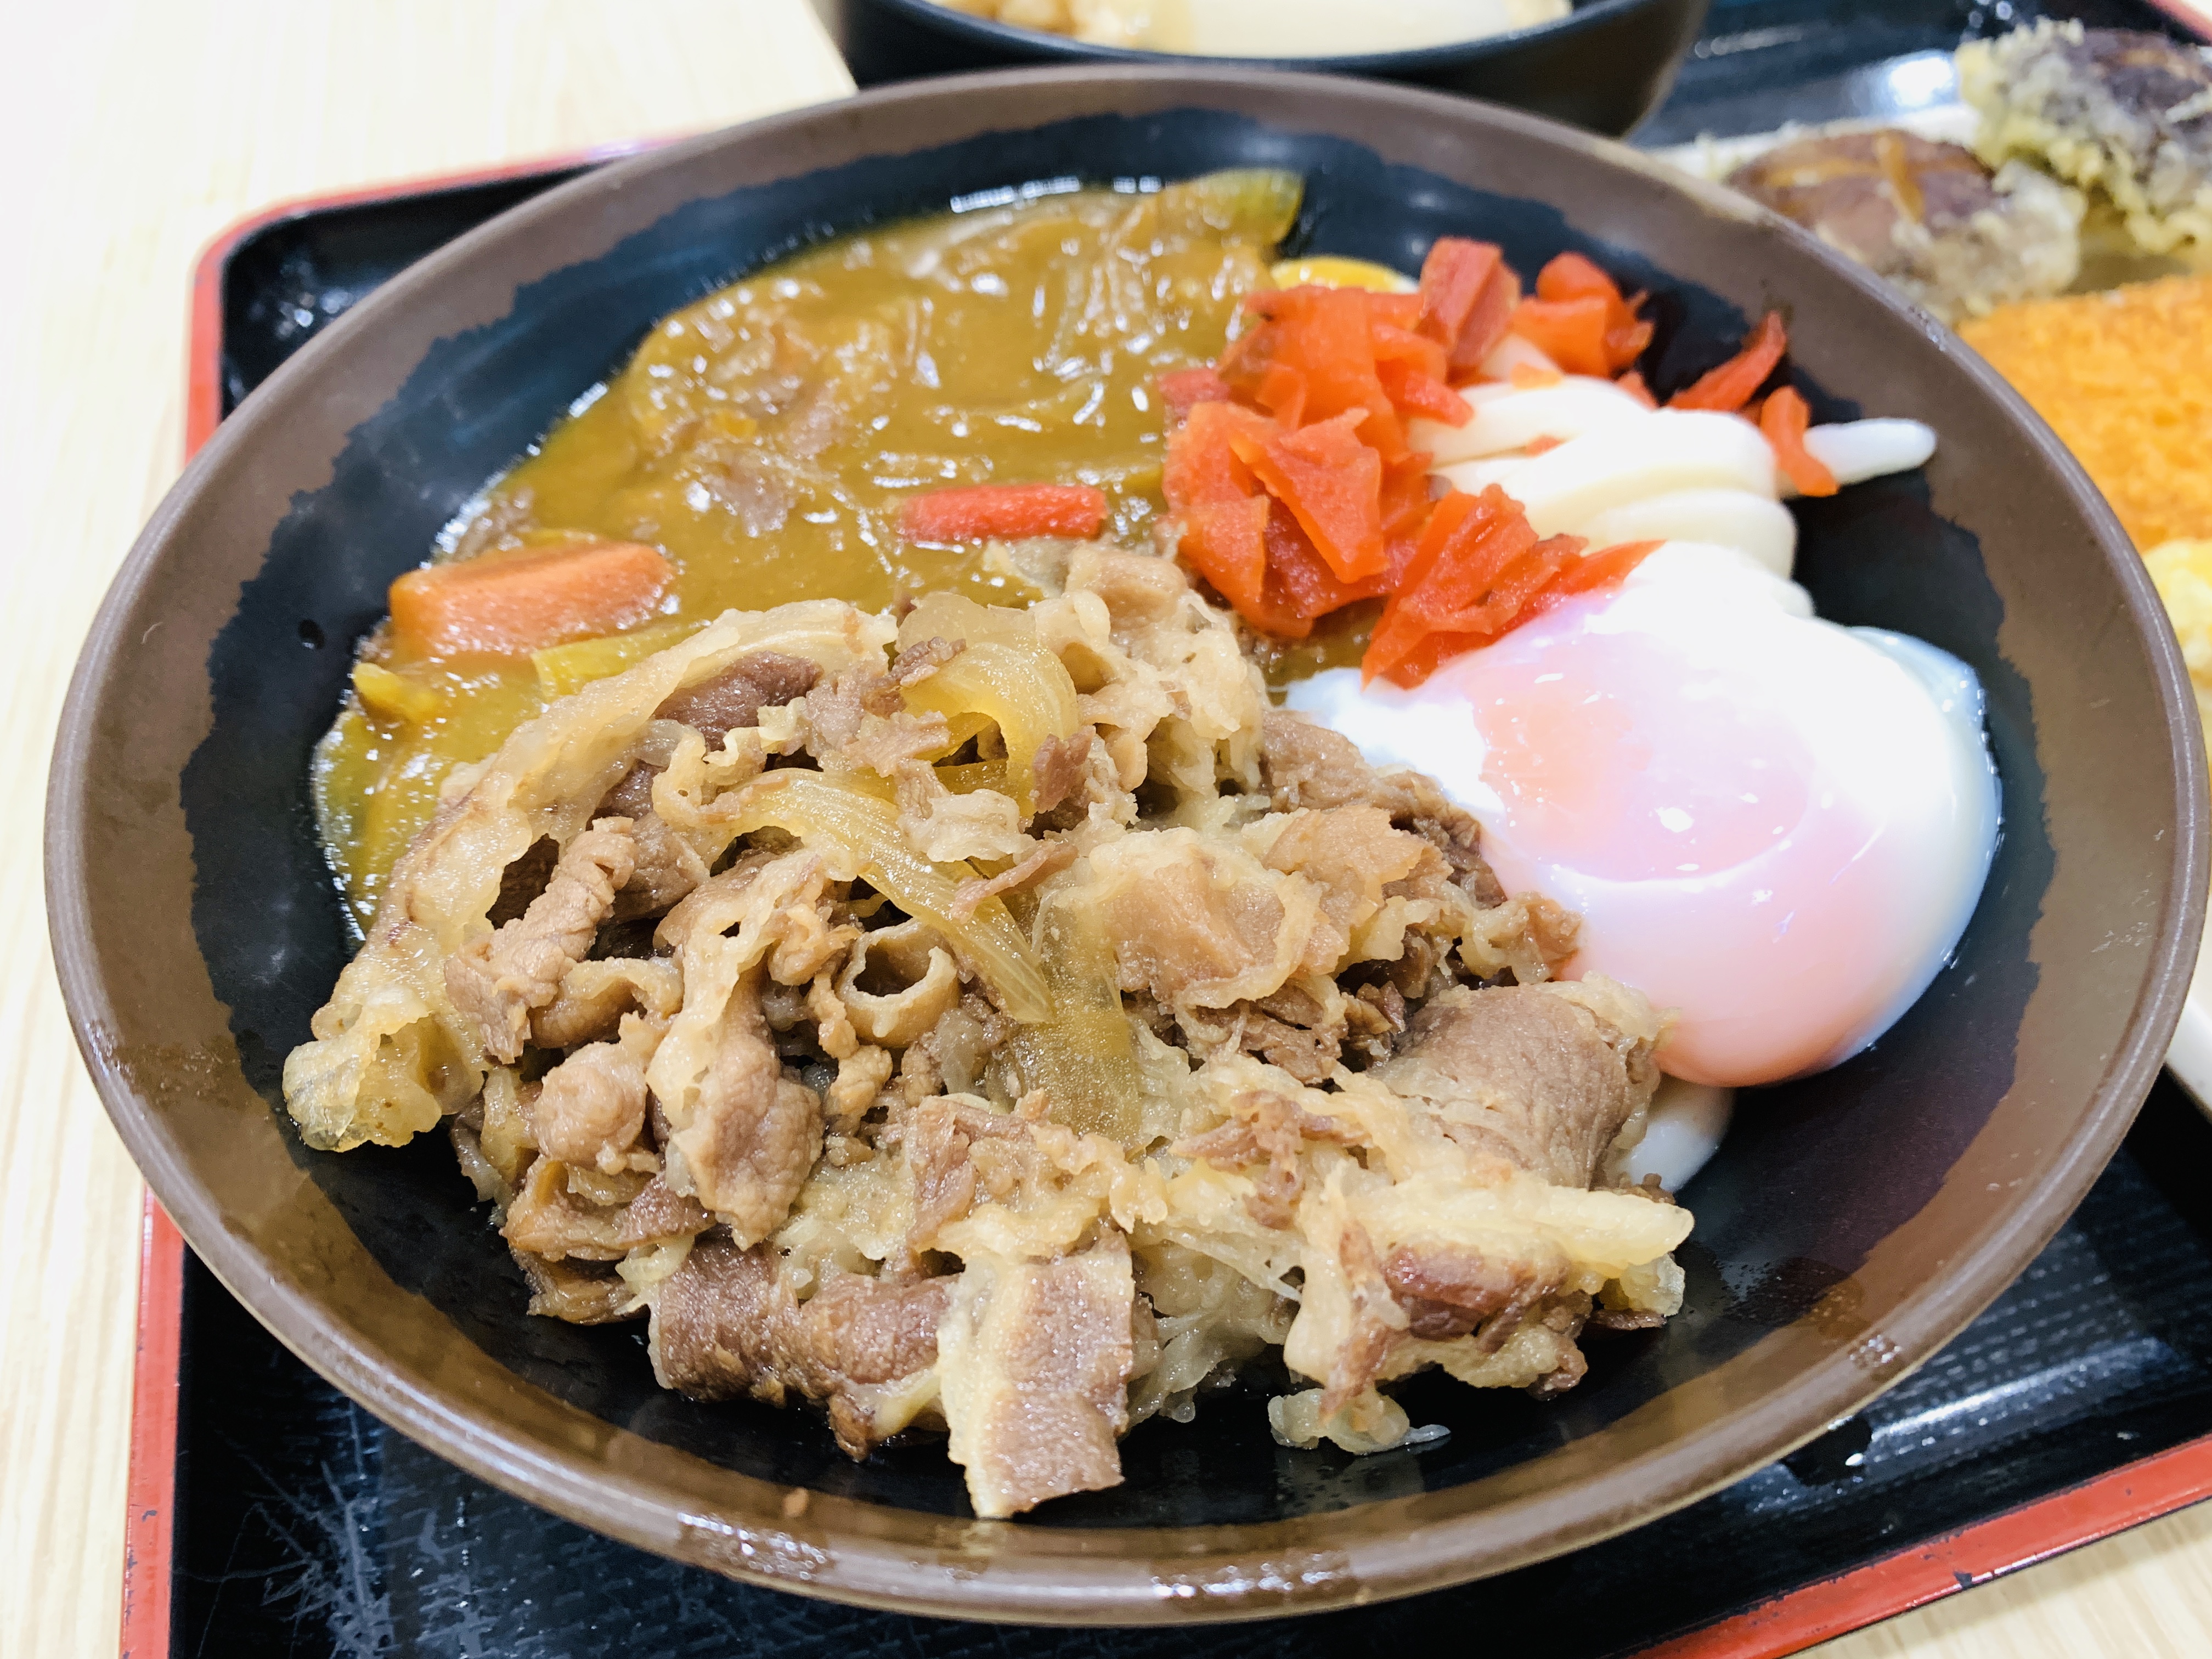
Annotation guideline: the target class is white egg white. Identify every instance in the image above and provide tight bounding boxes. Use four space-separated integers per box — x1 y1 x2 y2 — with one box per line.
1288 539 2000 1090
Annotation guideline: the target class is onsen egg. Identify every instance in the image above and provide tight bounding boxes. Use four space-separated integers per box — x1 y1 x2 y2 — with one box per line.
1288 541 2000 1087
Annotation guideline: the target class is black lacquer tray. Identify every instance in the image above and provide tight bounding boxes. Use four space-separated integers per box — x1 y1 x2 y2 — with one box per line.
129 4 2212 1652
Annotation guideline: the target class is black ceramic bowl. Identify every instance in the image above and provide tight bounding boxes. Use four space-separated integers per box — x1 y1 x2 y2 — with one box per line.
816 0 1711 135
48 67 2207 1622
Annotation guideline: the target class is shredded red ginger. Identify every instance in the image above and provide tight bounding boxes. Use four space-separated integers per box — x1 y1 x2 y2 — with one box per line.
1160 240 1694 682
901 251 1796 686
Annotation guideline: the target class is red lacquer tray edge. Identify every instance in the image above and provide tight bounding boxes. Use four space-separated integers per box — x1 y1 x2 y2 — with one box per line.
122 131 2212 1659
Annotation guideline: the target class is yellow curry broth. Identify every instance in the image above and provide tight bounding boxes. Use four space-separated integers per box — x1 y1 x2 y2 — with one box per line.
314 172 1299 928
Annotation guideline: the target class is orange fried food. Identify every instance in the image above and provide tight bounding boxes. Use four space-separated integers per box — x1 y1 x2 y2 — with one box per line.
1959 274 2212 550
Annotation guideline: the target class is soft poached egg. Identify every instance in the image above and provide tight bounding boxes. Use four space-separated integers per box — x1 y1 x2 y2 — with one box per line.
1289 538 2000 1088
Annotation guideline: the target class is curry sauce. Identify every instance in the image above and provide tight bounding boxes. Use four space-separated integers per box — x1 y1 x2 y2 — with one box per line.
315 171 1301 927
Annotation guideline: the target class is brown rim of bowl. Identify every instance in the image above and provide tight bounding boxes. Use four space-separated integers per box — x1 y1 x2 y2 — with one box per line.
47 64 2210 1623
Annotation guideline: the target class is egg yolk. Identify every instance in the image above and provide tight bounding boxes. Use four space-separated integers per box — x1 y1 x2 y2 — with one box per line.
1465 629 1814 882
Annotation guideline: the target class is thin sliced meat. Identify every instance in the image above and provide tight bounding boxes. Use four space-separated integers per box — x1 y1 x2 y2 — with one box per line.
668 967 823 1244
1369 981 1662 1188
937 1235 1136 1518
654 650 822 747
648 1239 953 1455
445 819 638 1063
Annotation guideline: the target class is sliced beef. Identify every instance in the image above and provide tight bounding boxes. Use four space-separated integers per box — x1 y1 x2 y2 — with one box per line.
617 1176 713 1246
648 1239 952 1456
590 651 819 922
445 819 637 1063
598 764 707 923
1029 730 1094 815
1258 712 1503 904
1383 1240 1567 1344
669 968 823 1245
514 1252 637 1324
527 1032 651 1172
1369 984 1660 1189
654 649 821 748
1175 1088 1359 1228
501 1158 633 1261
938 1235 1136 1518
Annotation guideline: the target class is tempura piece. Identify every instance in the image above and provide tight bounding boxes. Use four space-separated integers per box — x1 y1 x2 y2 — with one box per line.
1962 21 2212 256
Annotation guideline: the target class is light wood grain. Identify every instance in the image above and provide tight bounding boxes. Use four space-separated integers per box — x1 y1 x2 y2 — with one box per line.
1 6 849 1657
4 3 2210 1655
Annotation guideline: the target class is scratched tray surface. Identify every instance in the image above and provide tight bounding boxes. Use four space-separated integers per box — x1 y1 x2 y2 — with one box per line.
174 11 2212 1650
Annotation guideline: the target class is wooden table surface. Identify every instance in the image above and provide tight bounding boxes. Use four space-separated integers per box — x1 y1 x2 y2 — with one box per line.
9 2 2212 1654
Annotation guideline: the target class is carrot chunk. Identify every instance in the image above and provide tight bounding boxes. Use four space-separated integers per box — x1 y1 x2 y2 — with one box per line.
901 482 1108 543
1532 252 1616 306
389 540 674 658
1233 411 1386 582
1370 320 1450 383
1532 252 1653 373
1158 366 1232 421
1377 359 1472 426
1525 539 1661 622
1416 237 1523 380
1164 400 1275 508
1416 239 1502 346
1223 285 1408 459
1669 312 1788 413
1511 295 1613 377
1759 385 1838 497
1367 292 1425 332
1363 486 1602 685
1264 499 1387 620
1251 363 1310 429
1181 496 1286 628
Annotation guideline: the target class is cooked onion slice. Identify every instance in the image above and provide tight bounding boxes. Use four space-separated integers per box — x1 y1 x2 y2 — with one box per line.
718 771 1052 1022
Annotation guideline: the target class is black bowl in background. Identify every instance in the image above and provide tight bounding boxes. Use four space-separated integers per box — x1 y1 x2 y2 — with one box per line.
812 0 1712 135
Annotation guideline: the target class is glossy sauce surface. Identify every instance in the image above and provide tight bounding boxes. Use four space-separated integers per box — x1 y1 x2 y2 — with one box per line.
315 175 1295 927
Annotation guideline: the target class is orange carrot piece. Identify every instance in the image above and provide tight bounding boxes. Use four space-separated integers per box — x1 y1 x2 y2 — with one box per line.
1368 292 1424 331
1760 386 1838 496
1181 496 1288 629
1532 253 1652 373
1365 488 1531 682
1532 252 1617 307
1415 239 1504 348
1263 498 1387 621
1224 285 1408 457
1452 264 1521 381
1511 295 1613 377
1669 312 1788 412
1233 411 1386 582
1165 401 1317 636
1164 400 1274 510
1364 487 1606 685
1370 320 1450 383
389 540 674 658
1524 435 1566 455
901 483 1108 543
1376 358 1472 426
1525 539 1661 622
1510 362 1564 389
1417 238 1524 380
1252 363 1310 429
1158 366 1232 421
